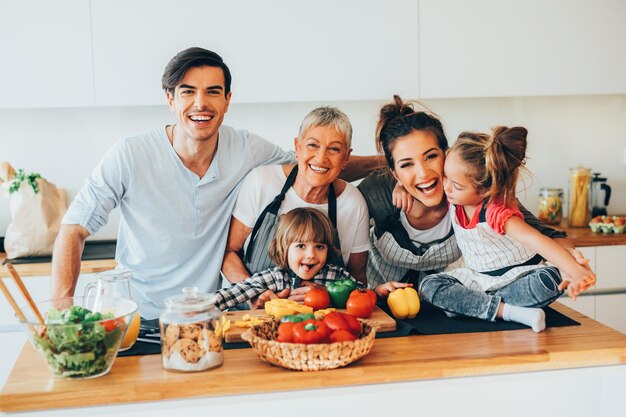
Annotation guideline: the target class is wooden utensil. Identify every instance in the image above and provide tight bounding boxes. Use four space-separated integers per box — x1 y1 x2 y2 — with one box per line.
0 263 44 325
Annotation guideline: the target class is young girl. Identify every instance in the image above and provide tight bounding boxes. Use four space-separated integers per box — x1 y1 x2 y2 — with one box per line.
212 207 362 311
420 126 596 332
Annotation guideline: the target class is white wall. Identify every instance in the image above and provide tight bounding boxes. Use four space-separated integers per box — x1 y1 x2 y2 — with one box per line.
1 94 625 240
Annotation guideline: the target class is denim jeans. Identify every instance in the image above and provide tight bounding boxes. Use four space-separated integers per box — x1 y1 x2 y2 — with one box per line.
419 266 563 321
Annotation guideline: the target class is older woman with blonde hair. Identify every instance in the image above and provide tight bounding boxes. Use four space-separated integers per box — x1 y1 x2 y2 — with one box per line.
221 106 370 308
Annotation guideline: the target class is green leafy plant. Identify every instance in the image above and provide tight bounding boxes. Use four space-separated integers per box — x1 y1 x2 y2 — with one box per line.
8 169 41 194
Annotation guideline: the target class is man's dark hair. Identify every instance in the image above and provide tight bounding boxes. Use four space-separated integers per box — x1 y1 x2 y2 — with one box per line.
161 47 232 96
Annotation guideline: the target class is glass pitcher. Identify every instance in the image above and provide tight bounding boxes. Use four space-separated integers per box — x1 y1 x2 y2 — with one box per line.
84 269 140 351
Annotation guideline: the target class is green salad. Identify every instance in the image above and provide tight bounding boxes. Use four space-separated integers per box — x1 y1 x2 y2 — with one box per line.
34 305 125 378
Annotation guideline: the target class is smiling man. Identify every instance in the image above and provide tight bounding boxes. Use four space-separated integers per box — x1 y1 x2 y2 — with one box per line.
51 48 296 319
51 47 381 319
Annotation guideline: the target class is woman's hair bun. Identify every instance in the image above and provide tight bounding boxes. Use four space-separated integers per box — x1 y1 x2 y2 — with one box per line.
379 95 415 124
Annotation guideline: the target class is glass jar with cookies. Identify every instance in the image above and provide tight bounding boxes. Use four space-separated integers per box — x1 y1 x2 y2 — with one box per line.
159 287 223 372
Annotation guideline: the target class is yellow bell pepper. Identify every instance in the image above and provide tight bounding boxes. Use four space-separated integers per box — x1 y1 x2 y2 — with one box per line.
387 287 420 319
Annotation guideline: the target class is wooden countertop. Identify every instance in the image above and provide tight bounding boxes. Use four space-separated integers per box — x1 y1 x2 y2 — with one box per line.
0 254 116 278
555 221 626 247
1 303 625 412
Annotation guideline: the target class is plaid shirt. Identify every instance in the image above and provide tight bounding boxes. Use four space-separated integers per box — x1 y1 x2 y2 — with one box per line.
213 264 362 311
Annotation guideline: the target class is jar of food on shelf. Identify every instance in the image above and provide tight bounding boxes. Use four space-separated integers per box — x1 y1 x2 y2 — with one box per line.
537 188 563 225
159 287 224 372
568 166 591 227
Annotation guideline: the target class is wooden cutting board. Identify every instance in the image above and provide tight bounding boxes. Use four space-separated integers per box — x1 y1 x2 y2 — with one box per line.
223 305 396 343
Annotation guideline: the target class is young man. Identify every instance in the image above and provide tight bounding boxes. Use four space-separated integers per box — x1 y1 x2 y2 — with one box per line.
51 47 381 319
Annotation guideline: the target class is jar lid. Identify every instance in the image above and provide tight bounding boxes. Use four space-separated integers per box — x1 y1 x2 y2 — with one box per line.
164 287 216 313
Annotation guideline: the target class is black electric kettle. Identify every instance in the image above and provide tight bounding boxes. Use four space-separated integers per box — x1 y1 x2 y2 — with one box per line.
590 173 612 217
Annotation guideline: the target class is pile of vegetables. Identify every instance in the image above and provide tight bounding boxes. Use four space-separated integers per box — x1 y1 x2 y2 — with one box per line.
276 311 362 344
303 284 377 319
34 306 126 378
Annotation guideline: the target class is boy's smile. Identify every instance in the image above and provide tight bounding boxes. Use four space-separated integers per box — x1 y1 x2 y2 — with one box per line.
287 241 328 279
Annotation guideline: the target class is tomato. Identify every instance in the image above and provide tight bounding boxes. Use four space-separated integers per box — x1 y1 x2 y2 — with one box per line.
303 287 331 310
101 318 124 332
346 289 377 318
329 329 357 343
276 322 296 343
38 325 47 338
322 312 361 336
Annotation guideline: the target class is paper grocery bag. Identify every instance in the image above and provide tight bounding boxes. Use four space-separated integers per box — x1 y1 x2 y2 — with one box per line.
2 177 67 259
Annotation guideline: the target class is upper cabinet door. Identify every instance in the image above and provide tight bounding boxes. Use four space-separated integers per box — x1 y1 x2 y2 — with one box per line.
0 0 94 109
91 0 419 106
419 0 626 98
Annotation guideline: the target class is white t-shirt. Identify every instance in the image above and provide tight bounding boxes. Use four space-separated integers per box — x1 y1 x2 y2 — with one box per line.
399 211 452 244
63 126 293 319
233 165 371 264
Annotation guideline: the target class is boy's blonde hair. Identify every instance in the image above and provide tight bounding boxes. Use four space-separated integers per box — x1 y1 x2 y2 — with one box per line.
268 207 340 268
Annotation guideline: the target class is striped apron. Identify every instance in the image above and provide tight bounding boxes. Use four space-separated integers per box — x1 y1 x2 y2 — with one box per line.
358 170 461 287
447 204 545 292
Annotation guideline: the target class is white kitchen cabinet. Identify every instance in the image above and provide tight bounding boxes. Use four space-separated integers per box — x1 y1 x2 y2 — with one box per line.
558 295 595 320
90 0 420 106
595 294 626 334
577 246 596 274
0 0 94 109
419 0 626 98
558 244 625 333
594 245 626 290
0 274 97 331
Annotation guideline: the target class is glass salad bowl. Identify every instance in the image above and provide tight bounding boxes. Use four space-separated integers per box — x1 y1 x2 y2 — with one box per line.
18 295 137 379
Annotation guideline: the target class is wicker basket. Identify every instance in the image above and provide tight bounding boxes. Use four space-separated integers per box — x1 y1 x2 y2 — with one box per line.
241 319 377 371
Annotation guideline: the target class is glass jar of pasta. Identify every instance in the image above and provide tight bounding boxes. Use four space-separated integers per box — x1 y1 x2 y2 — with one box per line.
538 188 563 225
568 167 591 227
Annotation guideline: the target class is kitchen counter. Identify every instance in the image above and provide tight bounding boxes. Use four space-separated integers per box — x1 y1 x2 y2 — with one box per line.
555 222 626 247
1 303 625 414
0 254 116 278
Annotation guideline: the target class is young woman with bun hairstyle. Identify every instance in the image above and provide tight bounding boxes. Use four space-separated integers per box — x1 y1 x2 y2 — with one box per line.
358 96 590 331
421 126 596 332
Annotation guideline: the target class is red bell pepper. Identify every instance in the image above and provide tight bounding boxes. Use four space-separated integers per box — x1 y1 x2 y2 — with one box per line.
322 312 361 336
292 319 330 344
276 322 296 343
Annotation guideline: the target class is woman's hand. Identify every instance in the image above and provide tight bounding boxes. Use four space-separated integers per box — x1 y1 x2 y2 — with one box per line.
374 281 413 298
392 181 413 213
248 288 290 309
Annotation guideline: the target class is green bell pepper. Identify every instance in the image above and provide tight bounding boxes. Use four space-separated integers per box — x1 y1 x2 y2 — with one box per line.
326 279 357 308
280 313 316 323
